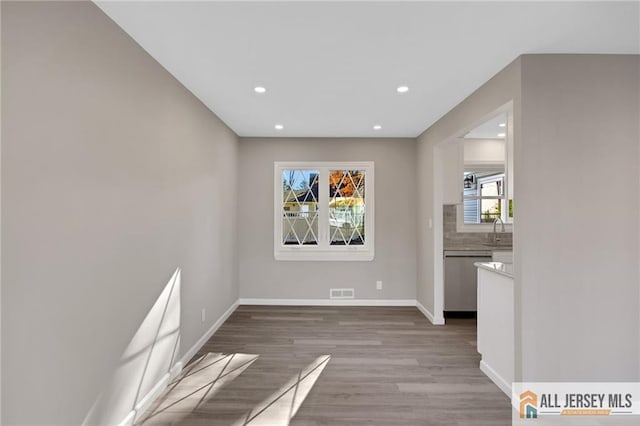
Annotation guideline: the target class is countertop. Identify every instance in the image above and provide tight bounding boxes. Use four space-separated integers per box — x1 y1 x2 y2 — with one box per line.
444 245 512 252
474 261 514 278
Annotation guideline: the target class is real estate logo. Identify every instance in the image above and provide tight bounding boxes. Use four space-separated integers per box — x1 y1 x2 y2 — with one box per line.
520 390 538 419
513 382 640 423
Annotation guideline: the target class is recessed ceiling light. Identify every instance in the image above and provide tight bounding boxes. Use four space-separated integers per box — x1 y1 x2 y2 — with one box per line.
499 123 506 128
254 86 266 94
373 125 382 130
275 124 284 130
396 85 409 93
497 132 506 138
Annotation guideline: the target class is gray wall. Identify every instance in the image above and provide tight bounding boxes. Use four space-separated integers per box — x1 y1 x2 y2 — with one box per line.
418 54 639 383
1 2 238 424
416 58 522 320
517 55 639 381
238 138 417 301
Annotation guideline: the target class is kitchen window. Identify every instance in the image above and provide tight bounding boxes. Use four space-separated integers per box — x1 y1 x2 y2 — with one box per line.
463 172 511 224
274 162 374 261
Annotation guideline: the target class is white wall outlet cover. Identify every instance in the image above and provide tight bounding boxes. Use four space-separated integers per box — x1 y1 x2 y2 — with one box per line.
376 281 383 290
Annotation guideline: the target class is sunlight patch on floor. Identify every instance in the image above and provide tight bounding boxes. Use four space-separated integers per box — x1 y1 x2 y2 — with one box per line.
234 355 331 426
140 352 259 423
138 353 330 425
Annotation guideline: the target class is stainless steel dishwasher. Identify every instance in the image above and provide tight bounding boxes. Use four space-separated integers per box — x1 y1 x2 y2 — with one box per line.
444 250 492 312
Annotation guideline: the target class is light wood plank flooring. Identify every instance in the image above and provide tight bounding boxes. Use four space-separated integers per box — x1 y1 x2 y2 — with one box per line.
140 306 511 426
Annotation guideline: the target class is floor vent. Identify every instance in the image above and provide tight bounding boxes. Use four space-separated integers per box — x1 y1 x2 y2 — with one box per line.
329 288 355 299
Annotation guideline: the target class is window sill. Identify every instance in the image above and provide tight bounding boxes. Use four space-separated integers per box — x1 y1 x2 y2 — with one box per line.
455 222 513 233
275 248 374 261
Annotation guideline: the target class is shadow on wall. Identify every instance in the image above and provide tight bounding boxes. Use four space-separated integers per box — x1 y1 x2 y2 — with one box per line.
83 268 182 426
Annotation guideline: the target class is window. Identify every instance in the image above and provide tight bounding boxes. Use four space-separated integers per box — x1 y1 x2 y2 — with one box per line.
457 107 514 232
274 162 374 261
463 172 510 224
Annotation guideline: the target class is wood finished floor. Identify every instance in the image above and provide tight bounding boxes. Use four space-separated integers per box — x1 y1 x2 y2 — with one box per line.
139 306 511 426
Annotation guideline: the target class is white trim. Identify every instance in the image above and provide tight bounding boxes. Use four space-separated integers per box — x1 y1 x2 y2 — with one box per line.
274 162 374 261
274 249 374 262
239 298 415 307
117 411 136 426
239 298 446 325
415 300 445 325
480 359 512 397
433 151 445 324
168 360 183 383
131 372 171 424
177 299 239 368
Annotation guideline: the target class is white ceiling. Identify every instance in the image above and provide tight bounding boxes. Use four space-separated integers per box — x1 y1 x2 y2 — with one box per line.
95 1 639 138
465 113 507 140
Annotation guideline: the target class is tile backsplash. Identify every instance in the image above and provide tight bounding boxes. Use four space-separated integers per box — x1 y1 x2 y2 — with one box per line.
443 204 512 248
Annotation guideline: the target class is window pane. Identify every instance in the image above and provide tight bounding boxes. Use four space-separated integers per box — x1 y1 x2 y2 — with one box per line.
480 180 501 197
282 170 319 245
463 189 480 224
479 177 503 222
329 170 365 245
480 198 501 222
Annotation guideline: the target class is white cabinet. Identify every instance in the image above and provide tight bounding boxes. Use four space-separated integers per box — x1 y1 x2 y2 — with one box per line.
476 265 514 396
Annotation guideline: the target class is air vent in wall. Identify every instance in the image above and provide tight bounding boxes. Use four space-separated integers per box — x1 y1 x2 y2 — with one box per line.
329 288 355 299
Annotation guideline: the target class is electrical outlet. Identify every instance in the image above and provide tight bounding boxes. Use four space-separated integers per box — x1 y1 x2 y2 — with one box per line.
376 280 382 290
201 308 206 323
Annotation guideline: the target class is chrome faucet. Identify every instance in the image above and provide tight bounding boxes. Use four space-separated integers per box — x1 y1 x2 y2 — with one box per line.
493 218 505 243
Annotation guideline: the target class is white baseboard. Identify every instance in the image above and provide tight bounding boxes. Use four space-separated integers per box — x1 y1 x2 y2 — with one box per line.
120 299 240 426
238 298 416 307
415 300 445 325
177 299 240 368
169 360 183 382
480 359 511 397
117 411 136 426
131 372 171 424
239 299 448 325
